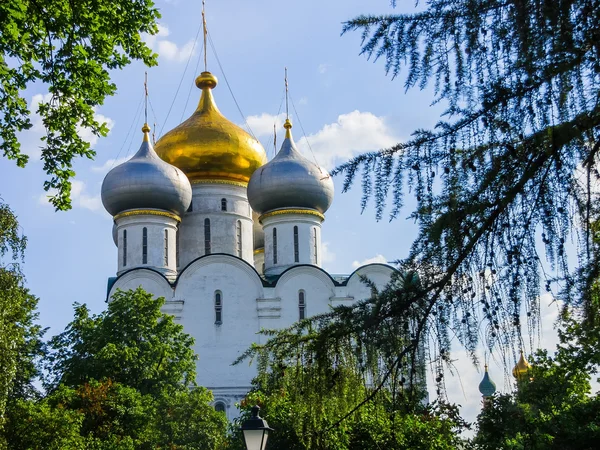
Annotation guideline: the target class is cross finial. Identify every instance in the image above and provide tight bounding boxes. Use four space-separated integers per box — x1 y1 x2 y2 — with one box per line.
285 67 289 120
144 71 148 125
202 0 208 72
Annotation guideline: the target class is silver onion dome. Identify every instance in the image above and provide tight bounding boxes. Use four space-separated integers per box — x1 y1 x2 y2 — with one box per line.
247 119 334 215
101 124 192 217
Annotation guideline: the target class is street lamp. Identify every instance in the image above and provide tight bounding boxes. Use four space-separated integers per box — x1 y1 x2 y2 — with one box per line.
241 405 273 450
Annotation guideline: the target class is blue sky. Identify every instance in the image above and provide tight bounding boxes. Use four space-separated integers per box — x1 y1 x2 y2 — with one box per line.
0 0 569 427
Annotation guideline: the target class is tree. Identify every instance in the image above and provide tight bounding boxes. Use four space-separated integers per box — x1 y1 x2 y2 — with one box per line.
475 306 600 449
239 0 600 428
0 0 160 210
5 288 227 449
0 201 44 446
228 364 469 450
45 288 197 395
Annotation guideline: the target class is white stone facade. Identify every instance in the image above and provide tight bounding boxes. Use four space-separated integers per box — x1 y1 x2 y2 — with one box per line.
106 162 396 420
109 254 394 420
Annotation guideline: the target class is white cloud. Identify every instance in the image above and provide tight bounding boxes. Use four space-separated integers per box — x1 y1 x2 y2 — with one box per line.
143 24 196 63
24 93 114 159
78 112 115 146
244 113 286 138
321 241 336 264
318 63 331 74
91 156 129 173
351 254 388 268
29 93 53 133
38 179 103 212
296 110 399 170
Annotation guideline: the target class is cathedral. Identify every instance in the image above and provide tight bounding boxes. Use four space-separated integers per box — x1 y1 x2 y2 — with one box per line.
100 70 395 419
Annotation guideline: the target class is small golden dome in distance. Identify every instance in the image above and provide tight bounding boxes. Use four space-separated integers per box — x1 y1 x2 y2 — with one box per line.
512 351 532 379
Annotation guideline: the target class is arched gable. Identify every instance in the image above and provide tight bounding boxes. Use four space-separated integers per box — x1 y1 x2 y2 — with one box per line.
345 263 396 302
175 253 264 298
108 268 173 301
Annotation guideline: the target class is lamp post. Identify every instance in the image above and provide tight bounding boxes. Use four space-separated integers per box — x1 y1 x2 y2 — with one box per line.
241 405 273 450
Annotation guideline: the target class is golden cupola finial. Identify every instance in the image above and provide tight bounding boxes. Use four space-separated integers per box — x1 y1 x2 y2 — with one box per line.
154 71 267 184
512 350 532 379
283 118 292 139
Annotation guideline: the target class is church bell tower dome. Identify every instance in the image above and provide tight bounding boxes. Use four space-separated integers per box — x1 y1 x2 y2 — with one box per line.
247 119 334 215
101 124 192 217
154 72 267 184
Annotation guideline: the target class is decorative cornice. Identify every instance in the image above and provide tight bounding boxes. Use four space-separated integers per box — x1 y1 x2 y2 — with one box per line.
191 179 247 188
259 209 325 223
114 209 181 223
253 248 265 255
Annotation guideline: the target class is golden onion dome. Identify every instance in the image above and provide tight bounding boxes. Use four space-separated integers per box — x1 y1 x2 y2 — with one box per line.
512 351 532 379
154 72 267 184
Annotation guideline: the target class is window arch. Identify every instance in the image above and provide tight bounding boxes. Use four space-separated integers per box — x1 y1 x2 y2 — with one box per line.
214 401 226 413
236 220 242 257
123 230 127 266
221 198 227 211
273 228 278 264
313 228 318 263
293 226 299 262
176 229 180 267
164 229 169 266
204 218 211 255
142 227 148 264
215 291 222 324
299 290 306 320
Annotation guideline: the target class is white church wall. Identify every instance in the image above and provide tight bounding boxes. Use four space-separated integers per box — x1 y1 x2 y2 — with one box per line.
272 266 337 325
345 264 395 302
178 183 254 267
174 254 264 391
108 268 174 302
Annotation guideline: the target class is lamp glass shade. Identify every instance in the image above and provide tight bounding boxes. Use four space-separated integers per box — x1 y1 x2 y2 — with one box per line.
243 428 269 450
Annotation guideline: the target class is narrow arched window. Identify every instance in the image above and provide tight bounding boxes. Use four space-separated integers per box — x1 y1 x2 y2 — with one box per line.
214 401 226 413
204 218 211 255
123 230 127 266
221 198 227 211
215 291 222 324
313 228 318 263
164 229 169 266
273 228 278 264
176 229 180 267
142 227 148 264
294 226 299 263
236 220 242 257
299 290 306 320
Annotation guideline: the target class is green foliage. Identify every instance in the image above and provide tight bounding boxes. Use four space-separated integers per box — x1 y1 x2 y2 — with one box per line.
332 0 600 367
244 0 600 426
46 288 197 395
0 0 160 210
229 389 469 450
0 202 44 447
6 380 227 450
475 306 600 449
233 309 468 450
237 271 438 428
4 288 227 449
